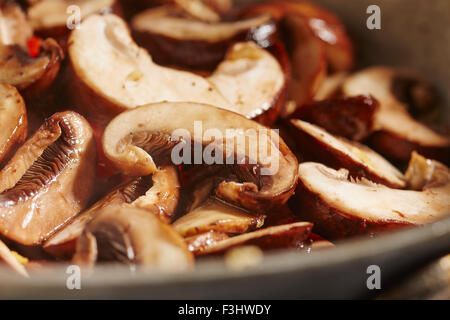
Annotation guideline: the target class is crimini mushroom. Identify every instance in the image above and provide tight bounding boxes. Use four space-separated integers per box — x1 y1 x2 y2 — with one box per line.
44 165 180 258
0 1 33 47
0 84 28 165
191 221 313 256
132 6 274 70
289 95 378 142
173 198 265 237
68 14 285 125
242 0 354 113
243 0 354 72
102 102 299 213
289 119 405 188
342 67 450 164
0 38 64 98
72 206 194 272
0 111 96 246
294 152 450 239
28 0 120 45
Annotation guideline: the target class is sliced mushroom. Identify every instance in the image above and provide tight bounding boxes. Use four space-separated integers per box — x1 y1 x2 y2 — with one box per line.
185 230 229 253
132 6 274 70
68 14 285 125
243 0 354 71
44 165 179 259
0 84 28 166
173 198 265 237
314 72 348 100
290 95 378 141
102 102 299 213
28 0 120 46
72 206 194 272
294 153 450 239
0 38 63 97
342 67 450 164
0 111 96 245
193 222 313 256
0 238 28 277
289 119 405 188
0 1 33 47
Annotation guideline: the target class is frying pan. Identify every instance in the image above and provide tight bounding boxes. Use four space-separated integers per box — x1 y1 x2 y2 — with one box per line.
0 0 449 299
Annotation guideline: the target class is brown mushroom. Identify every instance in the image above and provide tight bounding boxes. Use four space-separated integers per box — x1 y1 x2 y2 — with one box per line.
28 0 121 48
72 206 194 272
294 152 450 239
68 14 286 126
193 221 313 256
0 1 33 47
243 0 354 72
289 119 405 188
0 111 96 246
0 84 28 166
0 38 64 98
132 6 274 70
342 67 450 164
102 101 299 213
44 165 179 259
173 198 265 237
185 230 229 253
289 95 378 141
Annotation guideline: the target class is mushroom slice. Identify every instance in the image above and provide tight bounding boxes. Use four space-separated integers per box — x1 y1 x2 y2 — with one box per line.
0 1 33 47
0 239 28 277
72 206 194 272
68 14 285 125
44 165 179 258
295 154 450 239
289 120 405 188
0 38 63 97
28 0 119 42
290 95 378 141
185 230 229 254
103 102 299 213
342 67 450 164
244 0 354 72
0 111 96 246
173 198 265 237
0 84 28 165
132 6 273 70
194 222 313 256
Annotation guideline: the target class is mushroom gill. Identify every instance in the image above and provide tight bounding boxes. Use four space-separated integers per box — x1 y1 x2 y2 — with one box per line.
0 111 96 246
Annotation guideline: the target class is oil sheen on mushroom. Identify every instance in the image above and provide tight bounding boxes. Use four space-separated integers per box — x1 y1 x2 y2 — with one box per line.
102 102 299 214
72 206 194 272
0 111 96 246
